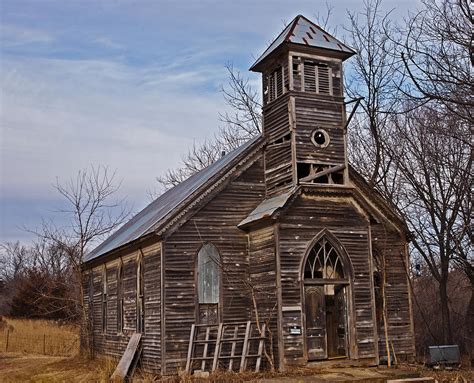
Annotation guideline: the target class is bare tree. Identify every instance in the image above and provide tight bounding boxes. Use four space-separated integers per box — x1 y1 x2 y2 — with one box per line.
36 165 130 355
156 64 261 191
400 0 473 126
345 0 403 197
385 105 472 344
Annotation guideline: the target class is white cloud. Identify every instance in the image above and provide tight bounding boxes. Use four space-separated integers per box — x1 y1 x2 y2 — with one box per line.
1 24 54 47
0 55 232 208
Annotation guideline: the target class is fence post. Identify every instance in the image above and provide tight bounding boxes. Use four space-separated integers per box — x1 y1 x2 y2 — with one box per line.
43 334 46 355
5 329 9 352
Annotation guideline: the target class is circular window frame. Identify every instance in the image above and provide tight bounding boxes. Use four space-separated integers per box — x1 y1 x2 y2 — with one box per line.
311 129 330 148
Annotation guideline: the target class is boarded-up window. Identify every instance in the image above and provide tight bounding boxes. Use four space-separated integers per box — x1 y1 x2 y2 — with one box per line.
136 256 145 333
117 261 124 333
101 267 107 333
197 244 220 324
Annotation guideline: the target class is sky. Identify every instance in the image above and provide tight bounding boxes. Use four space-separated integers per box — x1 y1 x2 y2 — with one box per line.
0 0 421 244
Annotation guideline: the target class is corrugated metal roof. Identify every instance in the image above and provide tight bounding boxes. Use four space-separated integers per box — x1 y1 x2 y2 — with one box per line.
85 136 262 263
238 190 294 228
250 15 355 71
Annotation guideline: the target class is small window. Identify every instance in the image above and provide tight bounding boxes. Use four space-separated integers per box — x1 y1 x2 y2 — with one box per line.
117 261 124 333
101 267 107 333
197 244 220 324
311 129 330 148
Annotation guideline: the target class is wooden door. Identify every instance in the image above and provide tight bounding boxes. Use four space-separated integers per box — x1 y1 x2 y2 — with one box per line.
304 286 327 360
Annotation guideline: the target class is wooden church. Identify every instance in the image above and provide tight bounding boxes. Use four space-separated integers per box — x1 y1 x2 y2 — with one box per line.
82 15 415 375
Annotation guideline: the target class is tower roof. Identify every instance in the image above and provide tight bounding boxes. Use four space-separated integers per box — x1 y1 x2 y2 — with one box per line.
250 15 355 71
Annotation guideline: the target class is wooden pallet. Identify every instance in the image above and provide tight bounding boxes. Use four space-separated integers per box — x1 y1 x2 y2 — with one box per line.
185 321 266 374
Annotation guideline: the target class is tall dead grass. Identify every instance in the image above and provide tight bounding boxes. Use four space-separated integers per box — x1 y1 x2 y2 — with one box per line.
0 316 79 356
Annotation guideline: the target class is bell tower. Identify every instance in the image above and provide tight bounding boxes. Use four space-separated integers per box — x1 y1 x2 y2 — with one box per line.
250 15 355 197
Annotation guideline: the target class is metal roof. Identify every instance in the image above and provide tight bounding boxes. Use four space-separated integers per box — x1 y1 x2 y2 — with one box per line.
238 190 294 228
85 136 262 263
250 15 355 71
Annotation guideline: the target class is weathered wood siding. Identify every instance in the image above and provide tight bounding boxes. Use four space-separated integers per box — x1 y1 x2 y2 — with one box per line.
277 191 378 365
83 242 162 373
371 224 415 361
162 157 265 373
248 225 279 368
294 96 344 165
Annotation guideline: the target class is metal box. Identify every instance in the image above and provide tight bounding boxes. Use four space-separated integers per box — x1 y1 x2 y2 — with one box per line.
428 345 460 365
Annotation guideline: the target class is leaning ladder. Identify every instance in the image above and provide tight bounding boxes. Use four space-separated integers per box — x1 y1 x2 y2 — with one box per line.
185 321 266 374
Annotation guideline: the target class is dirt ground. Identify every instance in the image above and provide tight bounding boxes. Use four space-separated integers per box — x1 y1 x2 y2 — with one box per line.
0 352 472 383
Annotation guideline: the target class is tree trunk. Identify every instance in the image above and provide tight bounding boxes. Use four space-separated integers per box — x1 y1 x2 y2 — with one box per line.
439 278 453 344
466 283 474 365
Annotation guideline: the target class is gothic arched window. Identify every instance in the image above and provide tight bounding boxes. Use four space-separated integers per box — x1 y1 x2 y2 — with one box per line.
304 237 345 280
197 244 220 324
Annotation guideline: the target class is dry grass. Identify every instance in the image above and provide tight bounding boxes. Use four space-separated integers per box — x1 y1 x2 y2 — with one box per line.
0 317 79 356
0 352 114 383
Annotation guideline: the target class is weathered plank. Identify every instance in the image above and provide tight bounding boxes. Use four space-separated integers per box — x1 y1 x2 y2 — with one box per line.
110 333 142 381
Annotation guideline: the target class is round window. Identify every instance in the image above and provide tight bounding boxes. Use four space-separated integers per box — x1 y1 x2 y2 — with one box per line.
311 129 330 148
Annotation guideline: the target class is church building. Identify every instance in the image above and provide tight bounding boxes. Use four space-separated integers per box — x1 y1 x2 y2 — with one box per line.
82 15 415 375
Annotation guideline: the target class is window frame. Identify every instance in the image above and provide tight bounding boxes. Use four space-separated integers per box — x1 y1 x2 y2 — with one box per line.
195 243 222 324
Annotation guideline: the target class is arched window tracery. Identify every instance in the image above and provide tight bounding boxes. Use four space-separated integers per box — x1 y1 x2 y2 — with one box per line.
304 237 345 280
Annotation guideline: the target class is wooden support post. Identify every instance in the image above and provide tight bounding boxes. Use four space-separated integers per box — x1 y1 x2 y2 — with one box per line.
185 325 196 373
239 321 251 372
211 323 223 372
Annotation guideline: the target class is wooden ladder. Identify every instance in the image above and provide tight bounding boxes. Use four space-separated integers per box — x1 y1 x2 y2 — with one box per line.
185 321 266 374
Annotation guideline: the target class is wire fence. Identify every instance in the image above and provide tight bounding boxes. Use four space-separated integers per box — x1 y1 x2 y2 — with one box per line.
1 328 79 356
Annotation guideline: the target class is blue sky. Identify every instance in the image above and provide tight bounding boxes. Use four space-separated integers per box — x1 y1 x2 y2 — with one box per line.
0 0 420 244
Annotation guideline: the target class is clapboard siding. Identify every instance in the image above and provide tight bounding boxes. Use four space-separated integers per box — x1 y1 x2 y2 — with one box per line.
162 158 265 372
84 243 162 373
371 224 415 361
248 225 279 368
294 96 344 165
278 192 377 363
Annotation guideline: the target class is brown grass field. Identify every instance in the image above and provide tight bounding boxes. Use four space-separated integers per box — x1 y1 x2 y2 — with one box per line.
0 317 79 356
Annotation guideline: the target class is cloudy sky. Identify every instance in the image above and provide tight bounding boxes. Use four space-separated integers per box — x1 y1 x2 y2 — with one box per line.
0 0 420 244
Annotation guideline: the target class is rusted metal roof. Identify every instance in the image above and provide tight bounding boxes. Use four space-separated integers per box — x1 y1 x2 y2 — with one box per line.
250 15 355 71
85 136 262 263
238 190 294 228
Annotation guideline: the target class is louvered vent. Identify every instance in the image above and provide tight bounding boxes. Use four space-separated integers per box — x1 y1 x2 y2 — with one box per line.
266 66 284 103
317 65 330 94
304 62 316 93
303 60 334 96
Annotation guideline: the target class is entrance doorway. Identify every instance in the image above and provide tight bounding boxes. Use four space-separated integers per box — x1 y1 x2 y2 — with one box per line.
303 236 350 360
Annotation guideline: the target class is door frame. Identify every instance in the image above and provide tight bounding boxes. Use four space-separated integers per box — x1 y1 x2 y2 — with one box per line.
299 229 357 362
